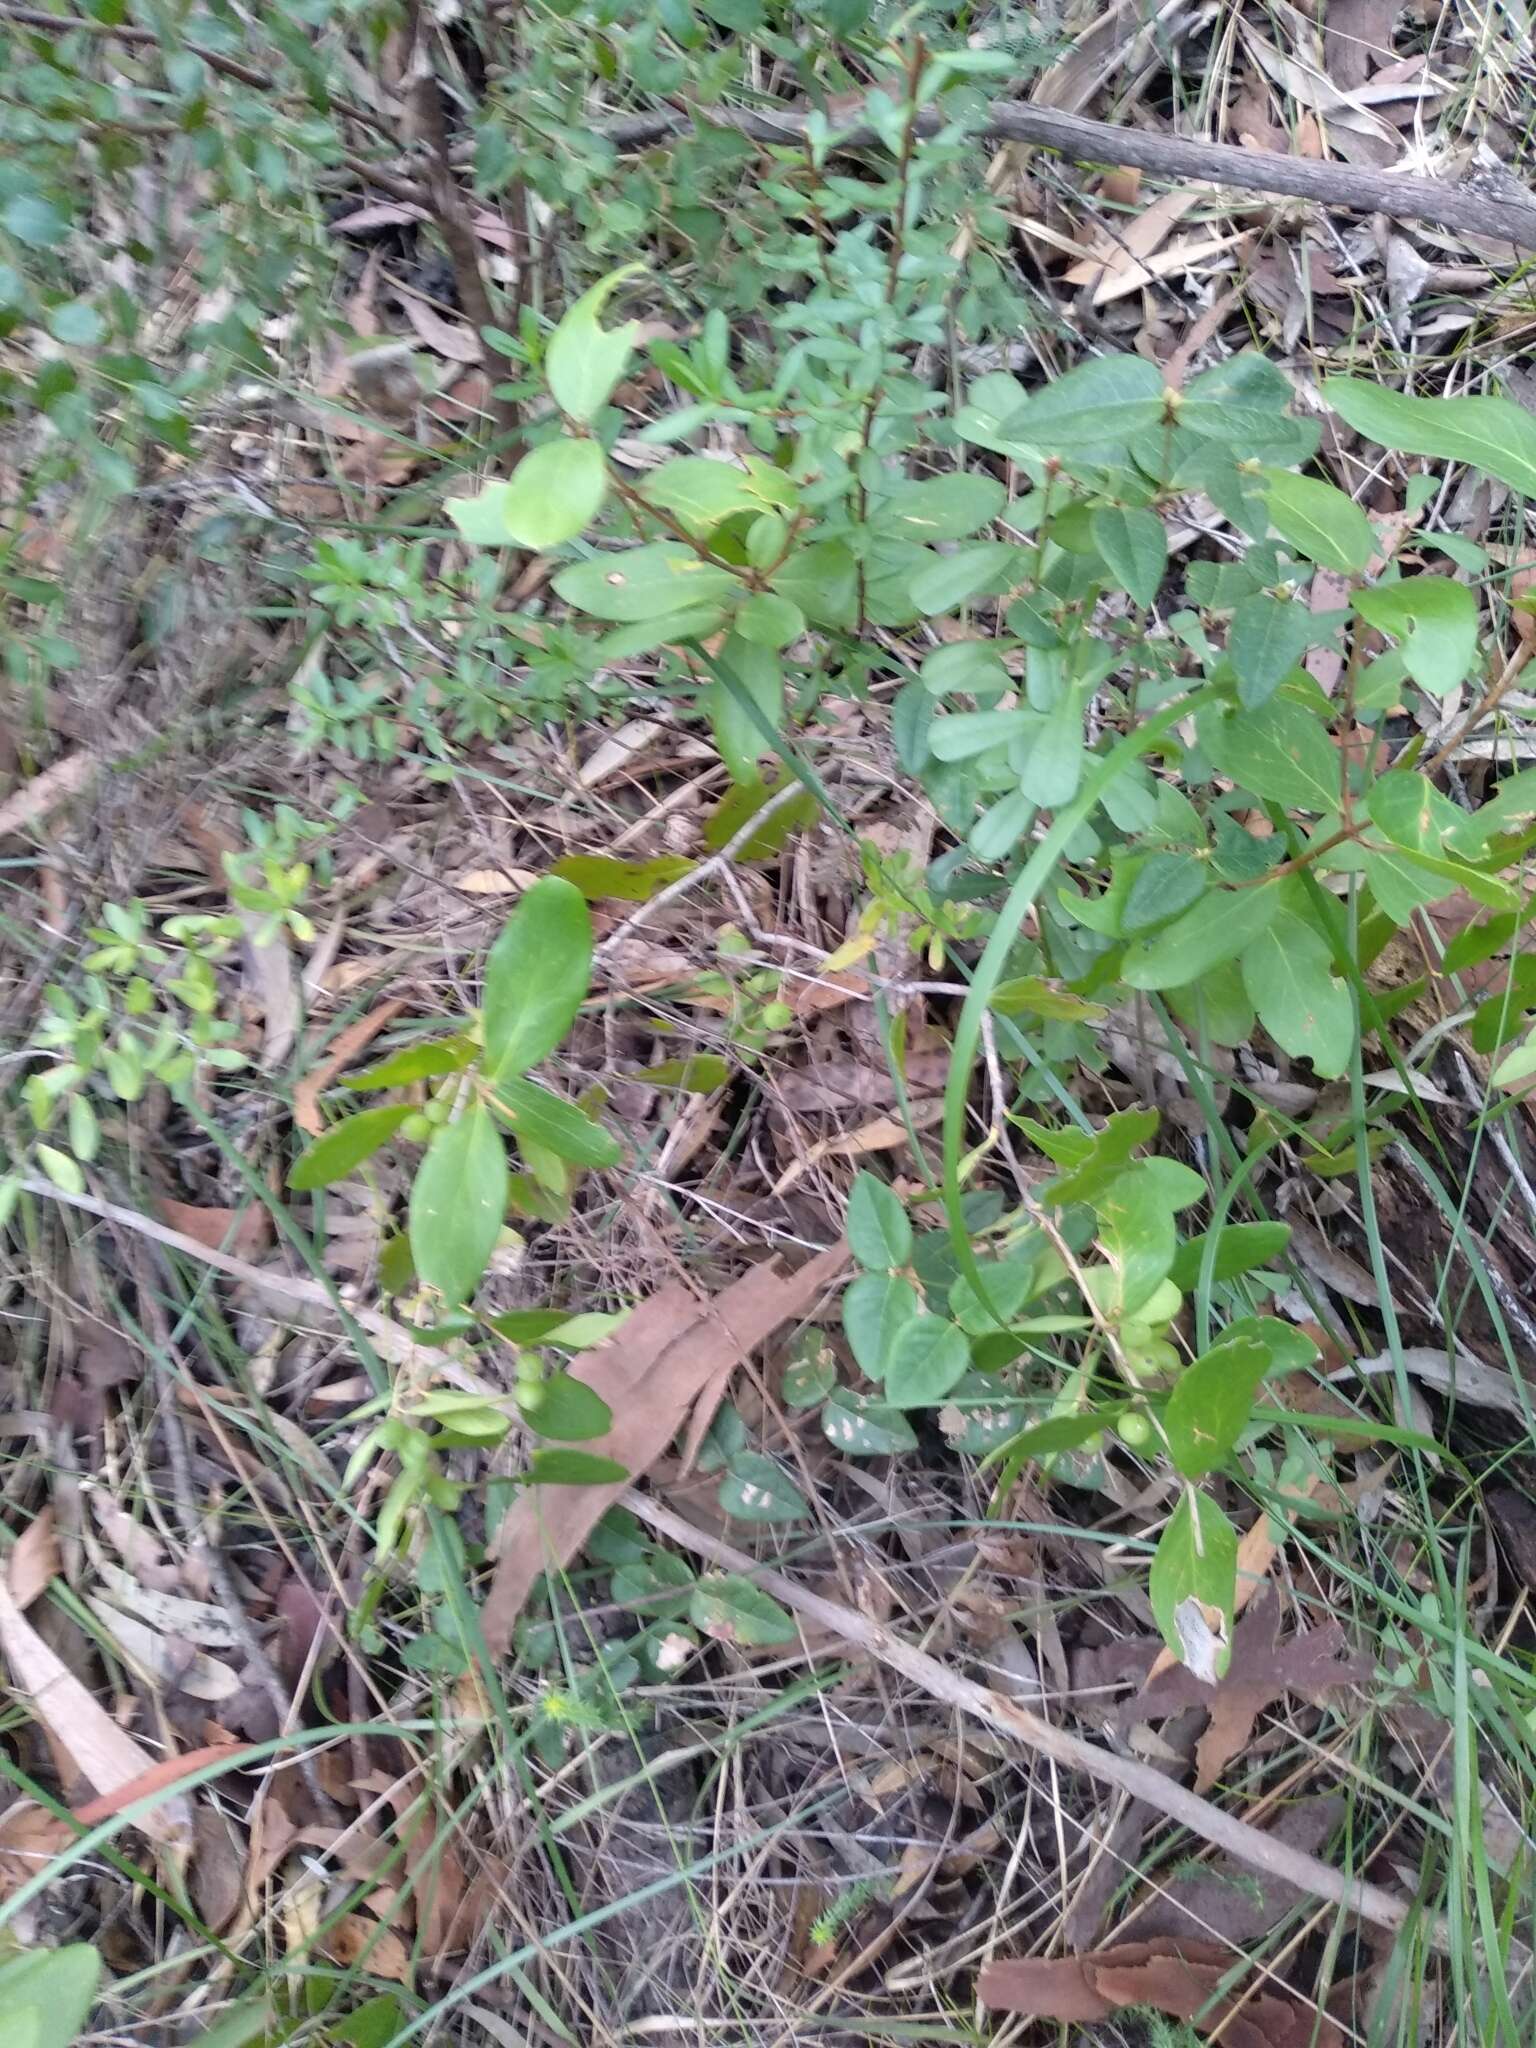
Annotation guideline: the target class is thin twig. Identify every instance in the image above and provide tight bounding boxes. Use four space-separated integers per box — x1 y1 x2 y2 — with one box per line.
595 779 809 959
620 1491 1444 1948
591 99 1536 252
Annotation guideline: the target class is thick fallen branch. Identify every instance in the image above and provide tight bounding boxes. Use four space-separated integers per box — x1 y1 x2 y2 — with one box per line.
601 99 1536 252
622 1491 1443 1948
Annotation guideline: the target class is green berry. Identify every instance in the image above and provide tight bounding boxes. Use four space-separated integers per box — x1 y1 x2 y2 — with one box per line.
1116 1412 1153 1449
400 1111 432 1142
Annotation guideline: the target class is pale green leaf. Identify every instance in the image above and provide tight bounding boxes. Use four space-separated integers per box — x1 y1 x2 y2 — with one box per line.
1121 882 1282 992
448 437 607 551
554 543 739 621
1323 375 1536 502
1353 576 1478 693
1241 907 1353 1078
879 472 1006 539
885 1314 971 1406
529 1372 613 1441
547 264 643 422
1163 1335 1273 1478
1204 695 1340 811
846 1172 913 1271
842 1272 918 1379
491 1076 620 1168
1264 470 1374 574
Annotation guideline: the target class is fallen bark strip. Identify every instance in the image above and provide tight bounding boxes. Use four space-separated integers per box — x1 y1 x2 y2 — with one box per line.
622 1491 1442 1948
599 99 1536 252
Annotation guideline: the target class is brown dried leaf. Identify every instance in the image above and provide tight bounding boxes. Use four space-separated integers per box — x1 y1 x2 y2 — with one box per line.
9 1509 60 1608
0 1801 76 1902
328 1911 411 1982
293 997 406 1136
156 1200 271 1261
1125 1592 1370 1791
981 1937 1345 2048
480 1247 847 1653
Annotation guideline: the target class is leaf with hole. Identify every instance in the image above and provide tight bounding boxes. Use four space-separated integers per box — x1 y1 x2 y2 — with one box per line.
408 1101 507 1308
555 543 739 621
289 1104 415 1189
1163 1335 1273 1478
718 1451 809 1524
846 1171 913 1271
482 875 593 1081
1149 1490 1238 1675
1354 576 1478 694
1241 907 1353 1078
546 263 642 422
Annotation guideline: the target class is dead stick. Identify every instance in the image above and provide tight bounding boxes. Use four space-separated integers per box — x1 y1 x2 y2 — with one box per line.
599 100 1536 252
621 1491 1445 1949
402 0 521 450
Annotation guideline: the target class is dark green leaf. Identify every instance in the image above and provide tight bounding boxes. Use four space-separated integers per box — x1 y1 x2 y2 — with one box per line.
1123 852 1206 933
527 1448 629 1485
408 1102 508 1307
718 1451 808 1523
288 1105 414 1190
1228 592 1315 707
1090 505 1166 606
482 875 592 1081
842 1272 918 1378
530 1372 614 1441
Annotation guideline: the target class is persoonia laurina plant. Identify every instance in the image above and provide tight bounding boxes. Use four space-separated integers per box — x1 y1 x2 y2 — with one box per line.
289 877 629 1556
440 209 1536 1669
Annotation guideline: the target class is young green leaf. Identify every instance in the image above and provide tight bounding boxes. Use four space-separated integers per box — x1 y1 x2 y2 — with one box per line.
289 1104 415 1189
408 1101 508 1307
1264 470 1373 574
1353 576 1478 694
491 1076 620 1168
1323 376 1536 502
546 263 643 422
1093 1161 1181 1316
689 1573 796 1645
885 1314 971 1406
1090 505 1166 606
846 1171 913 1271
344 1039 473 1089
448 437 607 551
482 875 592 1081
1169 1222 1291 1291
1162 1334 1273 1477
554 542 739 621
718 1450 808 1523
1148 1490 1239 1674
1241 906 1353 1078
528 1372 614 1441
0 1942 102 2048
